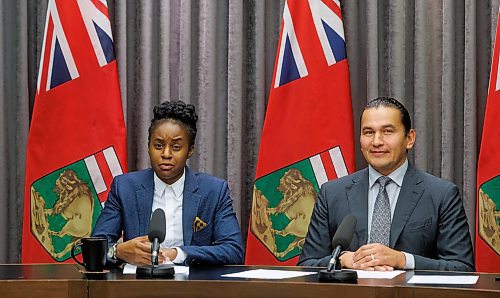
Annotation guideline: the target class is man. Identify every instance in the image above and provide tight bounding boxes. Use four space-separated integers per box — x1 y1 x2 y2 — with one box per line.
92 100 244 267
298 97 474 271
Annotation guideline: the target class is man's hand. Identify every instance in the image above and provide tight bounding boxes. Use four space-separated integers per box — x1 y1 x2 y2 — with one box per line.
339 251 355 268
352 243 405 271
339 251 393 271
115 236 152 266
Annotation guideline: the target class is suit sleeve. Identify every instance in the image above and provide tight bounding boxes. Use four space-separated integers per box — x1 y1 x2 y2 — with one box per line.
297 185 334 267
180 181 244 265
413 184 475 271
91 177 124 265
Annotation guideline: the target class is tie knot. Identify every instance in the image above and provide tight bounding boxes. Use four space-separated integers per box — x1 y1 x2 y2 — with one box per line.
377 176 392 187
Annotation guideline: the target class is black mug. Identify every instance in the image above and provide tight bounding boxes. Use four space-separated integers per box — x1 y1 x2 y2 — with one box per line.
71 237 108 272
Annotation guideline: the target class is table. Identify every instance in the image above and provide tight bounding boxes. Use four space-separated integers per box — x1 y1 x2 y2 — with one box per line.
0 264 86 298
88 265 500 298
0 264 498 298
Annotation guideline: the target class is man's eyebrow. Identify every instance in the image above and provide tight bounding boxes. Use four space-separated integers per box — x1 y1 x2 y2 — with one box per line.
361 124 396 130
382 124 396 129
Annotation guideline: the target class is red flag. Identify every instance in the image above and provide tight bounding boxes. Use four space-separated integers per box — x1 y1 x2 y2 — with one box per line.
22 0 127 263
245 0 355 265
475 6 500 273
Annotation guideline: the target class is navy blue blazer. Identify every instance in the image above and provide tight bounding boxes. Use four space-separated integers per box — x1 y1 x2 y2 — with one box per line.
92 167 244 266
298 164 474 271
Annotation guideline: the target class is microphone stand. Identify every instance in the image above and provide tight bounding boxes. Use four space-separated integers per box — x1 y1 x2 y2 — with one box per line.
318 267 358 283
136 245 175 279
142 264 174 279
318 254 358 283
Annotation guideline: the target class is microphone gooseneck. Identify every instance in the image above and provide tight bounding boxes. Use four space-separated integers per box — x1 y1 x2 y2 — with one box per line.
327 246 342 272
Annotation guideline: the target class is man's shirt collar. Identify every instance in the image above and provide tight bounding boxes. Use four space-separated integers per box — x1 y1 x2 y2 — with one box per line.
368 159 408 188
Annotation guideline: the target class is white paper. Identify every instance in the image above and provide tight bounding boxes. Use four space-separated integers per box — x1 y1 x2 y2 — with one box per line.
123 263 136 274
172 265 189 275
354 270 405 279
221 269 317 279
407 275 479 285
123 263 189 275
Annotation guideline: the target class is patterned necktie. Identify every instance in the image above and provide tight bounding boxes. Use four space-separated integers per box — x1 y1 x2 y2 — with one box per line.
369 176 392 246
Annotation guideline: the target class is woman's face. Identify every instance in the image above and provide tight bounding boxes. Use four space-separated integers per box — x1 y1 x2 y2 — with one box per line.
148 120 194 185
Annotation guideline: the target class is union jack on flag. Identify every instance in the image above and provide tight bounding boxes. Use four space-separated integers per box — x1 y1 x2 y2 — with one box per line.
37 0 116 92
275 0 347 87
246 0 355 265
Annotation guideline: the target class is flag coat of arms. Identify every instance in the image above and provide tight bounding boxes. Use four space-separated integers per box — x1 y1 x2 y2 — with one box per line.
475 5 500 273
21 0 127 263
245 0 355 265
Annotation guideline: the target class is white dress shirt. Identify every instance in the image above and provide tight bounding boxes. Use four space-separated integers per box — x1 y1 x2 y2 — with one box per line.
367 159 415 269
152 170 187 264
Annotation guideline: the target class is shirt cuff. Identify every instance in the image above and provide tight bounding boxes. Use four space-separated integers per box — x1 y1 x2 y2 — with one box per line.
402 252 415 270
172 247 187 264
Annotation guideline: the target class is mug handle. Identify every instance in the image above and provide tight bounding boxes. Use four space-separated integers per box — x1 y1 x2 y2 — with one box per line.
71 242 85 267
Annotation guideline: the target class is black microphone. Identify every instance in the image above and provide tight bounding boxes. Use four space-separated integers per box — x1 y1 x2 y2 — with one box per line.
318 214 358 282
148 208 166 266
136 208 174 279
326 214 357 272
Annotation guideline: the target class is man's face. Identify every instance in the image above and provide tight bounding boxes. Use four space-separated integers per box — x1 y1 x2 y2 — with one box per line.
360 106 415 176
148 120 194 185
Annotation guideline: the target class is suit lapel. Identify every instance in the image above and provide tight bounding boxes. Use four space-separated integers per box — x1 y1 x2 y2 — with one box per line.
346 169 369 248
137 169 155 235
182 167 201 245
390 164 424 247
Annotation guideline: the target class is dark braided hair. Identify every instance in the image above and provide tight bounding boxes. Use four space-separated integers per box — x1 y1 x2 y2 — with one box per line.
148 100 198 146
363 97 412 135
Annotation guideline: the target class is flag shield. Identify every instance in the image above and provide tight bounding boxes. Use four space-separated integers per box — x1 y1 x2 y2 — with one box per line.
477 176 500 256
252 159 320 261
30 159 102 261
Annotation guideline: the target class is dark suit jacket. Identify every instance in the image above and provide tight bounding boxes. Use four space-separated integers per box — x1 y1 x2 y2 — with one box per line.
298 164 474 271
92 167 244 266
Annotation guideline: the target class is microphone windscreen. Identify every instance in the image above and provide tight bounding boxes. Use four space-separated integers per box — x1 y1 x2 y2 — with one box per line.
148 208 166 243
331 214 357 250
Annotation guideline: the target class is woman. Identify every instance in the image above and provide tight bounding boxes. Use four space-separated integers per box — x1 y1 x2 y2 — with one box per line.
92 100 244 266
